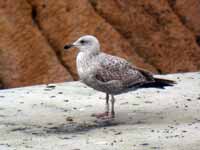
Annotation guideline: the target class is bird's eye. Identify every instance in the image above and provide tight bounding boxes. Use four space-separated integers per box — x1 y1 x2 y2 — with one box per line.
80 40 86 44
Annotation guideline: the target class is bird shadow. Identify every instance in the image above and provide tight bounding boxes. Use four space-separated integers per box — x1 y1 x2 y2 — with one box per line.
43 119 121 135
8 104 195 136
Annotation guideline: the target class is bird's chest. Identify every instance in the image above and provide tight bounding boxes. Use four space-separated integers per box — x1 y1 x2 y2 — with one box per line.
76 52 97 80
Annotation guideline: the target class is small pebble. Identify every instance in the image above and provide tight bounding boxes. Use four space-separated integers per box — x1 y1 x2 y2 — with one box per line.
46 85 56 88
120 102 128 105
66 116 73 122
64 100 69 102
115 131 122 135
141 143 149 146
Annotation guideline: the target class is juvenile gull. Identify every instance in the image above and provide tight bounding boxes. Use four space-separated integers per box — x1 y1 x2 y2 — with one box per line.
64 35 176 119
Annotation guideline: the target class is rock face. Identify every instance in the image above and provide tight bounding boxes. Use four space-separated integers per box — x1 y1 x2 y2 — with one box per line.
92 0 200 73
170 0 200 35
0 0 72 88
169 0 200 47
0 0 200 88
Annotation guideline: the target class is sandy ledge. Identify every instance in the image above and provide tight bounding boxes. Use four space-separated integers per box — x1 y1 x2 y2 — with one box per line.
0 72 200 150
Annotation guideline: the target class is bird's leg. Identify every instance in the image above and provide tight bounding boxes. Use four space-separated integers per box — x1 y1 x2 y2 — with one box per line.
110 95 115 118
91 93 110 118
105 93 109 115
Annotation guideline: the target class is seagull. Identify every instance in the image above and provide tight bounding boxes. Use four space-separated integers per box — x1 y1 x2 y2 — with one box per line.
64 35 176 119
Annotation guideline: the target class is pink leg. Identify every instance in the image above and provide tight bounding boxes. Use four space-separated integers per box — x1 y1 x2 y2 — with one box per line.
91 93 110 119
91 112 109 118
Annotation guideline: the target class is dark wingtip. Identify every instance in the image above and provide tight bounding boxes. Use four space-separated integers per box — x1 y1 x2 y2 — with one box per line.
64 44 73 49
155 78 177 85
135 78 176 89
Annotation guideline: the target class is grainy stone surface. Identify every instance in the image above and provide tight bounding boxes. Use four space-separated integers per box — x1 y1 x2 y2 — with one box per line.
0 72 200 149
1 0 200 88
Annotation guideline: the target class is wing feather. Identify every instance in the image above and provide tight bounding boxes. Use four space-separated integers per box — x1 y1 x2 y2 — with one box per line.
95 53 154 87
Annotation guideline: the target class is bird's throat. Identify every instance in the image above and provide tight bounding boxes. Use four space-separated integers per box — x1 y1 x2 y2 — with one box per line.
76 52 93 80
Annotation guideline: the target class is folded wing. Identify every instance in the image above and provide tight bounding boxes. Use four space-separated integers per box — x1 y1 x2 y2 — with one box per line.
95 53 154 88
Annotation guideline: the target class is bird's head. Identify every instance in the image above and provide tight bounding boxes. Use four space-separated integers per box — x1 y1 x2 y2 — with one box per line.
64 35 100 54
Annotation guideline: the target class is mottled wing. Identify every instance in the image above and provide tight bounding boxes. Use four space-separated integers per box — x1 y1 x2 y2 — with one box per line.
96 53 154 87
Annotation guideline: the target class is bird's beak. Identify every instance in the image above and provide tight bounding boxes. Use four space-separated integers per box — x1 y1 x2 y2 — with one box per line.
64 44 74 50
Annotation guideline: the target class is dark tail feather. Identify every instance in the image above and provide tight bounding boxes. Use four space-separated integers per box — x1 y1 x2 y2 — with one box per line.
140 78 176 89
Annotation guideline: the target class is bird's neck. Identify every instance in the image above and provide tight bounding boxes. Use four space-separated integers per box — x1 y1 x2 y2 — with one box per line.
78 50 99 58
76 51 99 80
